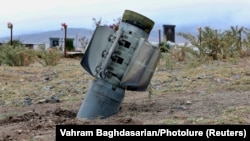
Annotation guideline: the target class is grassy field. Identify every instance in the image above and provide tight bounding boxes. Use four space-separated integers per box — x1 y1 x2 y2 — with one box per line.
0 49 250 140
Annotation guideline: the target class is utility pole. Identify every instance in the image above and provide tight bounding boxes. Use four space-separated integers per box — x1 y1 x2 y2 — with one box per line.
158 28 161 47
76 33 78 48
197 27 202 47
7 22 13 46
61 23 67 57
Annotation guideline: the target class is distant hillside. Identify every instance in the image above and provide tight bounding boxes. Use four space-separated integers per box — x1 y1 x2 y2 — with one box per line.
0 28 93 46
1 24 248 47
0 26 196 47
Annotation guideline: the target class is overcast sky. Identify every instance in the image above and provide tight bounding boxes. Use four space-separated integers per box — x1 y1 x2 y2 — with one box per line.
0 0 249 37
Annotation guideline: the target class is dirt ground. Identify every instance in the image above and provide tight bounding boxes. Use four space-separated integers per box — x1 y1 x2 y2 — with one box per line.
0 57 250 141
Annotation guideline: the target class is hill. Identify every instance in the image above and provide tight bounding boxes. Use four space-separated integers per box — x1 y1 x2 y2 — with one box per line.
0 28 93 47
0 26 192 47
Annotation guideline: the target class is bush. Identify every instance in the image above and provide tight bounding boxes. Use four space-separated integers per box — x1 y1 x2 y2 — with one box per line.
36 47 63 66
177 26 250 60
159 42 171 52
65 39 74 51
0 44 36 66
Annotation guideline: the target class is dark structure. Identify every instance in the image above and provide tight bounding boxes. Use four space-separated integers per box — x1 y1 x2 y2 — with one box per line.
163 25 176 42
49 37 60 47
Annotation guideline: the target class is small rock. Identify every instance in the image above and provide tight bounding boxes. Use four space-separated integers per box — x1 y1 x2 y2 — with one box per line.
233 74 241 80
177 105 187 110
215 78 221 83
197 75 205 79
44 76 52 81
50 96 60 103
185 100 192 105
37 99 48 104
172 105 187 110
17 130 23 134
198 90 206 95
42 86 54 91
24 96 32 106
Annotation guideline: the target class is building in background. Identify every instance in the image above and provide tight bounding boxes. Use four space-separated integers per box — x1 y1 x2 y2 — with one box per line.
163 24 176 43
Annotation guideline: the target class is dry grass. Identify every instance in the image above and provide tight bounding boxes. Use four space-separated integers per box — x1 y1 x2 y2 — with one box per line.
153 51 250 94
0 58 92 106
0 53 250 125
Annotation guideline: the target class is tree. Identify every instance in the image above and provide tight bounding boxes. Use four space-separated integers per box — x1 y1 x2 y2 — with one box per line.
79 36 89 51
92 17 102 28
7 39 23 47
65 39 74 51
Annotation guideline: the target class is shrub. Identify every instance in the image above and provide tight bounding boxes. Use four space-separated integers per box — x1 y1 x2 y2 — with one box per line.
177 26 250 61
0 44 36 66
159 41 171 52
65 39 74 51
36 47 63 66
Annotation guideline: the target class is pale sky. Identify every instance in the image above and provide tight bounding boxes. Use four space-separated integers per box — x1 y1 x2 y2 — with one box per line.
0 0 249 37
